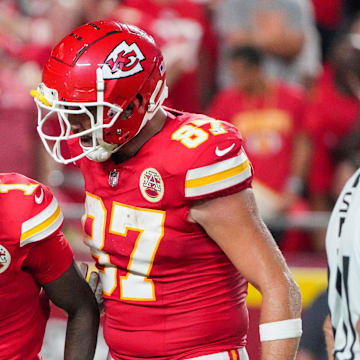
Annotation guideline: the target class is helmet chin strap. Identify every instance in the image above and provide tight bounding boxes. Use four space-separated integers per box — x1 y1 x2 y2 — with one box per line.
85 144 115 162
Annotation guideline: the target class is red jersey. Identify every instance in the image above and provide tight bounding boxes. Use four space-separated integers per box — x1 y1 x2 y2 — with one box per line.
207 82 306 192
0 173 73 360
71 110 253 360
311 0 341 28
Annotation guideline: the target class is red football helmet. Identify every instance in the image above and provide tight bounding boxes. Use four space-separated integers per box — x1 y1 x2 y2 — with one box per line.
32 20 168 163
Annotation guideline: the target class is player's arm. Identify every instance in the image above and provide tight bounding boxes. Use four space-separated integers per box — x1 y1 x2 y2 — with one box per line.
42 260 100 360
18 179 100 360
189 188 302 360
24 229 99 360
323 314 360 360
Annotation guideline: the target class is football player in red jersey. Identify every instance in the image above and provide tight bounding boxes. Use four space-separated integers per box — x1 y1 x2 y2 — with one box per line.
0 172 99 360
32 20 302 360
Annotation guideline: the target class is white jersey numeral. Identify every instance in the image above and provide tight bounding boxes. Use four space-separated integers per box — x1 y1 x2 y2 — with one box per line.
84 193 165 301
171 119 228 149
0 183 38 195
171 124 208 148
85 193 116 296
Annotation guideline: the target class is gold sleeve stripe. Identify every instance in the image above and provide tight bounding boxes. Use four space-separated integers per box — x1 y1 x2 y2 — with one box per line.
20 207 63 246
21 205 61 241
186 151 248 180
20 197 64 246
185 165 252 198
185 152 252 198
185 160 250 188
22 197 58 232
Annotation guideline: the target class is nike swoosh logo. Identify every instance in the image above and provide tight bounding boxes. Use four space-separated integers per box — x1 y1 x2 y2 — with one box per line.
34 188 44 204
215 143 235 156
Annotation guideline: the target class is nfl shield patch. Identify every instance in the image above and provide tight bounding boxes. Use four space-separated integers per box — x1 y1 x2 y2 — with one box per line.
109 169 119 187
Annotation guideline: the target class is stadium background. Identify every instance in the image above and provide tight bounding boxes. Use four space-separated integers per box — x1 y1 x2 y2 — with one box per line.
1 0 358 359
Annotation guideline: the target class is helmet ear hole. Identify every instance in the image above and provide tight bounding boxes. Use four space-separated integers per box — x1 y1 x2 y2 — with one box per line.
120 102 135 120
107 107 118 118
136 94 143 107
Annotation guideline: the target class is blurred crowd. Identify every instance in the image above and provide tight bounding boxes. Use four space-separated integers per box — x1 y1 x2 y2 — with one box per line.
3 1 359 359
2 0 360 258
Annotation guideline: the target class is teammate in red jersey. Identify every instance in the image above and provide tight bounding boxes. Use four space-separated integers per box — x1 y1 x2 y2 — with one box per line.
32 20 302 360
0 172 99 360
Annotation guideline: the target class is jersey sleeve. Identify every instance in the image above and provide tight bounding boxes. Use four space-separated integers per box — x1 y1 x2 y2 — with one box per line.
0 173 64 246
183 118 253 201
19 183 64 247
22 232 74 284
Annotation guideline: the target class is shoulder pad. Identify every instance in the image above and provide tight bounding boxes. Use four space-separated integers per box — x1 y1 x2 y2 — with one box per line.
167 115 253 199
0 173 64 246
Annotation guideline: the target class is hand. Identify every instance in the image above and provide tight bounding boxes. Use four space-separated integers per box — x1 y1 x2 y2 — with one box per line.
323 315 334 360
79 262 104 313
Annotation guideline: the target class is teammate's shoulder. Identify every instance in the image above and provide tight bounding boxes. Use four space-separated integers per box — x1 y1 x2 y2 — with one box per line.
0 173 64 247
0 172 52 202
0 172 38 186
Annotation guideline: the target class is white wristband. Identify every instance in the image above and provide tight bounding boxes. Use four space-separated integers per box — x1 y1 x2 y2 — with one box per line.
259 318 302 342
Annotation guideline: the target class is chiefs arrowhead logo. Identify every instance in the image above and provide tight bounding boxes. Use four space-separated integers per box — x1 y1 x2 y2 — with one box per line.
102 41 145 79
0 245 11 274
